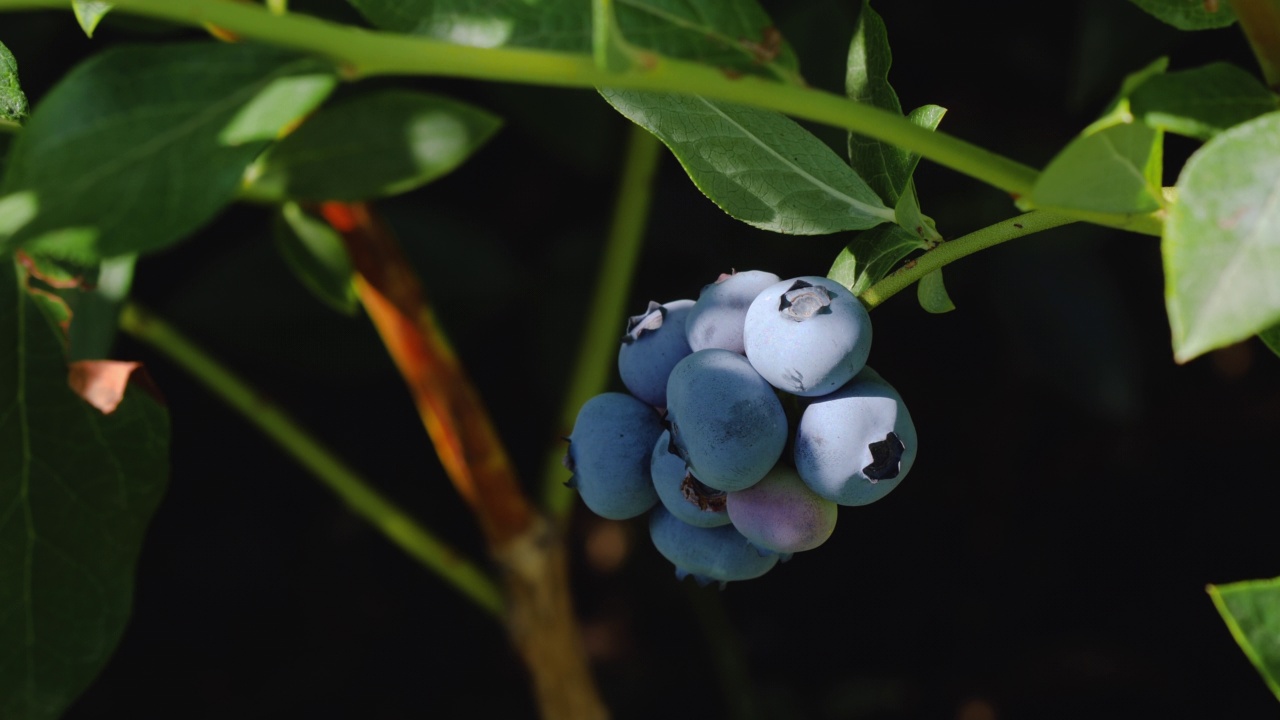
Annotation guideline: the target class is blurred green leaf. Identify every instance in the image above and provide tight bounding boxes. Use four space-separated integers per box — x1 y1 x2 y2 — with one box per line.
1131 62 1279 140
65 255 136 361
917 268 954 313
0 256 170 720
247 89 501 202
274 202 357 314
346 0 798 79
1261 322 1280 358
1128 0 1237 29
1165 111 1280 362
0 42 336 262
71 0 113 37
602 89 893 235
828 223 926 295
1208 577 1280 700
0 42 27 123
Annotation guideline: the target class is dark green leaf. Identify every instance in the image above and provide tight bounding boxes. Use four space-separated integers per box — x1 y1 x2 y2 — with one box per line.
246 89 501 202
64 255 136 361
917 268 954 313
1208 577 1280 700
1261 322 1280 359
71 0 113 37
1131 62 1279 140
1029 122 1164 215
602 89 893 235
0 42 336 262
0 42 28 123
346 0 798 80
844 0 900 204
1128 0 1236 29
274 202 357 314
1164 111 1280 362
0 256 170 720
827 223 927 295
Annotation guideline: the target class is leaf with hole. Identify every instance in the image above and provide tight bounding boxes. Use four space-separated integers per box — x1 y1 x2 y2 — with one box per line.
1164 111 1280 362
0 256 170 720
0 42 337 262
602 89 893 235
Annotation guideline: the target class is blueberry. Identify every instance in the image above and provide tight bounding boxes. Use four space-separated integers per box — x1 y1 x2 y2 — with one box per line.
617 299 696 408
564 392 663 519
742 276 872 397
685 269 782 354
650 430 731 528
726 463 837 554
648 506 779 586
665 348 788 492
793 367 917 506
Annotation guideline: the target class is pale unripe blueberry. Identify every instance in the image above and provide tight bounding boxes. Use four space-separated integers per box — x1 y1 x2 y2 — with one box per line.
685 269 781 354
726 463 837 554
743 277 872 397
617 299 695 408
794 367 917 506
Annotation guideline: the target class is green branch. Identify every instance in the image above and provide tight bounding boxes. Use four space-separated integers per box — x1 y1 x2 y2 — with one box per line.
860 210 1079 309
0 0 1039 199
539 123 662 519
117 302 506 619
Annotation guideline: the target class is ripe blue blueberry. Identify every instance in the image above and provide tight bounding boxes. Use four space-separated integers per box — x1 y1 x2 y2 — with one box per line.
726 463 837 555
650 430 731 528
617 299 695 408
685 269 781 354
665 348 788 492
564 392 663 519
648 505 779 586
793 367 917 506
742 276 872 397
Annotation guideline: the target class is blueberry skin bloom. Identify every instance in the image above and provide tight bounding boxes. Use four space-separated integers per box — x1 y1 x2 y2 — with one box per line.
726 463 837 554
665 349 788 492
742 276 872 397
650 430 731 529
564 392 663 519
793 367 917 506
617 299 696 408
649 506 779 586
685 269 781 354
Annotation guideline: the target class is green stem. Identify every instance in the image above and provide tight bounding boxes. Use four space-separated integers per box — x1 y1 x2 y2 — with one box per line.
859 210 1079 309
117 302 506 619
0 0 1038 199
540 123 662 518
1228 0 1280 90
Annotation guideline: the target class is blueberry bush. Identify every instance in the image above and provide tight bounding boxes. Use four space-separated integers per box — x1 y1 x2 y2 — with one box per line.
3 0 1280 718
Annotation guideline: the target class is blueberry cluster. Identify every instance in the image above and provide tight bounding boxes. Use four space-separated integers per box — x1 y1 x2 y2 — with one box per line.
564 271 917 586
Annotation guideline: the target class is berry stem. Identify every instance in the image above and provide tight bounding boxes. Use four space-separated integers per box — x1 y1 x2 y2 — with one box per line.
858 210 1080 309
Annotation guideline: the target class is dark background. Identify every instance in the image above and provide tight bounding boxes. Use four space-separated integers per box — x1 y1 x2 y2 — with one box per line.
4 1 1280 718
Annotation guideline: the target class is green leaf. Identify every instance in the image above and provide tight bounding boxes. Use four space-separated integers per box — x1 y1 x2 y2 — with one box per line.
1131 62 1279 140
1029 122 1164 215
602 89 893 235
1261 322 1280 359
1164 111 1280 362
0 256 170 720
65 255 136 361
246 89 501 202
0 42 337 262
71 0 113 37
917 268 954 313
1128 0 1236 29
274 202 357 314
346 0 799 80
1208 577 1280 700
827 223 927 296
0 42 28 123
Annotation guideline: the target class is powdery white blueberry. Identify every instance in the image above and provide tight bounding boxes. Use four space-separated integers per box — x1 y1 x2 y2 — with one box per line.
648 505 779 586
793 367 917 506
650 430 731 529
685 269 782 354
617 299 695 408
564 392 663 520
742 276 872 397
665 348 788 492
726 463 837 555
